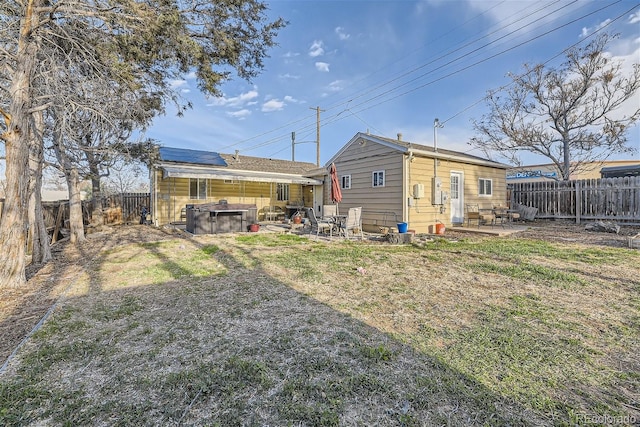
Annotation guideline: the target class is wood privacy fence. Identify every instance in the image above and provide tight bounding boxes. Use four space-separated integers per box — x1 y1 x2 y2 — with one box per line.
0 193 151 230
510 177 640 224
99 192 150 224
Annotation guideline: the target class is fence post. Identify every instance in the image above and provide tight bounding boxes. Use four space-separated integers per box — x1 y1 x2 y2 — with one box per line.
575 181 581 225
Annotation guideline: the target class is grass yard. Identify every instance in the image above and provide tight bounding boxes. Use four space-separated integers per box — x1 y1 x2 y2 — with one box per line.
0 225 638 426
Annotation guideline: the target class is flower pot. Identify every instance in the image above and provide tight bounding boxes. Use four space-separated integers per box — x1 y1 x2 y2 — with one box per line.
249 223 260 232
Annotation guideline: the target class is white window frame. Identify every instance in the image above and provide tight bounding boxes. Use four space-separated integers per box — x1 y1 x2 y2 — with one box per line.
478 178 492 196
276 183 290 201
341 175 351 190
189 178 207 200
372 170 385 188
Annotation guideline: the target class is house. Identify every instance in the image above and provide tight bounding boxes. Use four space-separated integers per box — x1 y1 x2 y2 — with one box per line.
150 147 323 226
507 160 640 182
326 132 509 233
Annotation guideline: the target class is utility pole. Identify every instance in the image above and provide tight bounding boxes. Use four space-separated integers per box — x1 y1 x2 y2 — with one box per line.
291 131 295 161
310 106 324 166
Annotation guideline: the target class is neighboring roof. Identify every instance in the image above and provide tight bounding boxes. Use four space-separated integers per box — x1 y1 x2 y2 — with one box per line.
155 146 322 184
600 164 640 177
158 147 227 166
327 132 510 169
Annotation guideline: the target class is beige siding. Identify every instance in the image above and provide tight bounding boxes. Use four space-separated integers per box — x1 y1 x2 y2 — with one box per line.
152 169 308 225
332 141 508 233
408 157 507 232
333 141 404 231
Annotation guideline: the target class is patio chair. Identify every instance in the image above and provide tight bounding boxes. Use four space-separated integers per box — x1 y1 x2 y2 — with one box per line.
466 204 494 228
493 205 509 227
263 205 286 222
339 207 364 239
305 207 333 239
322 204 338 219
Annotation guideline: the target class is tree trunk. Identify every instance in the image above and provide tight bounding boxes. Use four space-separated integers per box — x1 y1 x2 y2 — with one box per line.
562 139 571 181
89 161 104 226
0 1 43 288
66 167 86 243
52 113 85 244
28 111 52 264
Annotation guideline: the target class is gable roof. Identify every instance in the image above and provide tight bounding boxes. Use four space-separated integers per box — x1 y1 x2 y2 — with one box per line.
154 146 323 185
327 132 510 169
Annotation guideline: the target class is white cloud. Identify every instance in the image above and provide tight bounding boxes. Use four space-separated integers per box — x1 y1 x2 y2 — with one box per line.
284 95 306 105
279 73 301 79
335 27 350 40
309 40 325 57
262 99 285 112
227 109 251 119
315 62 330 72
169 79 187 89
629 11 640 24
580 19 613 38
208 89 259 107
282 51 300 58
327 80 343 92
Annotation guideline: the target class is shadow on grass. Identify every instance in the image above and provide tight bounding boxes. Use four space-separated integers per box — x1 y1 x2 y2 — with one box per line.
0 226 621 426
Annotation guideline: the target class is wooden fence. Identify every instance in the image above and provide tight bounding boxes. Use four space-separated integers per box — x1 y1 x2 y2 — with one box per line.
1 193 150 227
510 177 640 224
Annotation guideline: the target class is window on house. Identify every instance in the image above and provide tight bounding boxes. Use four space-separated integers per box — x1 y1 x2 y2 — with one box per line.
341 175 351 189
189 178 207 199
478 178 492 196
450 175 460 200
276 183 289 201
372 170 385 188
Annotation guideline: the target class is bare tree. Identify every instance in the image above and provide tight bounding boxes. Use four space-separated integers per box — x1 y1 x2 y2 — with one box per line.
0 0 286 287
102 160 149 195
471 33 640 180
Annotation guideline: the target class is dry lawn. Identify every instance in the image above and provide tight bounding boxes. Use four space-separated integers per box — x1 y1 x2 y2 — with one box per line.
0 221 638 426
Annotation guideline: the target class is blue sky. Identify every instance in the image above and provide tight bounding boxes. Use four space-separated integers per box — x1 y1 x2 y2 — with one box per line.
147 0 640 167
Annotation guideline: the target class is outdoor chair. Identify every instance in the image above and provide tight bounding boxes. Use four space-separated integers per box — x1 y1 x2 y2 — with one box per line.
493 205 509 227
305 207 333 239
339 207 364 239
263 205 285 222
466 204 494 228
322 204 338 219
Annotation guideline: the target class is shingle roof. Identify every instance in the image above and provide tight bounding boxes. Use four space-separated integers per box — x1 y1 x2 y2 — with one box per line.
157 146 318 175
371 134 502 165
219 153 318 175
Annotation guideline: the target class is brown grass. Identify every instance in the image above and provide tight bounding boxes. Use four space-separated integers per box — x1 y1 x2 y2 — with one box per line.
1 223 638 426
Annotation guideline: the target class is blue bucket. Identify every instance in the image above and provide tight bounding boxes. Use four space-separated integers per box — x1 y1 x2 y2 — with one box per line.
397 222 408 233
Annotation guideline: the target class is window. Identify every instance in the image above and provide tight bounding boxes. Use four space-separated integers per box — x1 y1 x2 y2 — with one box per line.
190 178 207 199
478 178 492 196
276 183 289 201
450 175 460 200
372 170 385 187
341 175 351 189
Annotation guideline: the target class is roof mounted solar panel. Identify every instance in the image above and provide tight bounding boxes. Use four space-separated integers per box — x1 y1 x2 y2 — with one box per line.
158 147 227 166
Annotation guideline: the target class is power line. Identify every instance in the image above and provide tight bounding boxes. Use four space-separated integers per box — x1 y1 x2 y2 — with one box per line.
235 1 632 157
220 1 566 153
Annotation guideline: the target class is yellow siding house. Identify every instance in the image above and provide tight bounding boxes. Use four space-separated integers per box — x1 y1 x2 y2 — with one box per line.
327 132 510 233
150 147 323 226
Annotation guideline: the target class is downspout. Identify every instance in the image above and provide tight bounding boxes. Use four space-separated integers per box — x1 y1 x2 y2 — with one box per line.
153 167 158 226
406 152 411 226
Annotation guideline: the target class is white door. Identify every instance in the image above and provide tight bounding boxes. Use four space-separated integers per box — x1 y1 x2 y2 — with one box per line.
450 172 464 224
313 185 323 214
